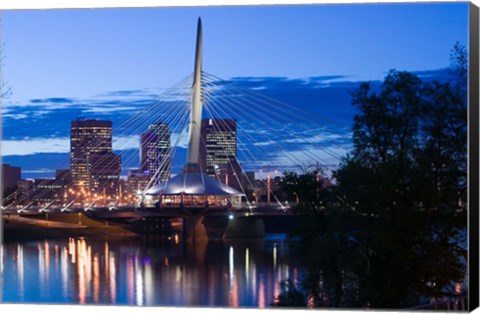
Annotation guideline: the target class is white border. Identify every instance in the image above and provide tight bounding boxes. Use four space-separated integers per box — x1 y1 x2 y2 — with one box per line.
1 1 478 314
0 0 479 10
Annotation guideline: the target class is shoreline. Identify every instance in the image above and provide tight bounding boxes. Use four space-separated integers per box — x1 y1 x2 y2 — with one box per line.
1 214 139 242
1 213 295 243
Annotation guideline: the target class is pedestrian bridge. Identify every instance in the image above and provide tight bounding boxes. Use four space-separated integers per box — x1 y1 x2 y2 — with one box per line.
2 204 298 242
2 17 342 242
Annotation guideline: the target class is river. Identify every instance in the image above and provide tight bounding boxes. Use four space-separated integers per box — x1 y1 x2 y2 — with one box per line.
1 234 301 307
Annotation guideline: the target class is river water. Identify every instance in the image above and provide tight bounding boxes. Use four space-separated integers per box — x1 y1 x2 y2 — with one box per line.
1 234 301 307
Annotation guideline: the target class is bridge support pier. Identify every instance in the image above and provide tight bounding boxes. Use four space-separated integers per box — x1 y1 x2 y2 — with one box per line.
182 215 208 243
223 217 265 240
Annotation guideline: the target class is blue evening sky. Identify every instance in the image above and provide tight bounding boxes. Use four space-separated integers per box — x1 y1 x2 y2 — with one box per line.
0 2 470 178
2 3 468 99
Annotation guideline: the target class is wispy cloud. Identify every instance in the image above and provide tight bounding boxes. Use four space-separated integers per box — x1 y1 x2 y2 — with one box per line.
113 135 141 151
85 106 139 114
1 69 450 178
2 113 29 120
269 147 347 170
1 137 70 156
22 168 58 174
103 90 146 97
170 132 190 149
30 97 74 104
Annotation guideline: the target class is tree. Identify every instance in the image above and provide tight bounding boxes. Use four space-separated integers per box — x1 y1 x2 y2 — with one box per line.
281 168 361 307
333 63 467 306
281 166 332 213
285 44 468 309
449 41 468 98
335 70 425 219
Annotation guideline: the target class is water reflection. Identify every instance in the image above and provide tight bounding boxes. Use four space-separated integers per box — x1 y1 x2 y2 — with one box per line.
109 253 116 303
2 236 300 307
16 245 24 299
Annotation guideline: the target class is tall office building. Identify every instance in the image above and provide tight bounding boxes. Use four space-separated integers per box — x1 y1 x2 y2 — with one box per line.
87 152 121 200
70 119 112 189
141 122 171 183
126 168 150 199
200 118 238 180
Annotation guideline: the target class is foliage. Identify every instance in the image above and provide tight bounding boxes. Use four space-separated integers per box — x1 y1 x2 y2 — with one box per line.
281 166 333 213
449 41 468 94
281 44 468 309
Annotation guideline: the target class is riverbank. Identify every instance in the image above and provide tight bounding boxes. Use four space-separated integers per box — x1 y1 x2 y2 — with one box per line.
2 212 299 242
1 214 138 242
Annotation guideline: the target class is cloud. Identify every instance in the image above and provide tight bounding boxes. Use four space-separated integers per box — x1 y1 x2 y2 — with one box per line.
413 68 451 82
170 132 190 149
283 133 352 148
269 147 348 170
103 90 146 97
252 141 277 147
2 152 70 179
85 106 139 114
2 69 452 178
22 168 58 174
1 137 70 156
112 135 141 151
2 113 28 120
309 75 350 82
30 97 74 104
1 135 143 156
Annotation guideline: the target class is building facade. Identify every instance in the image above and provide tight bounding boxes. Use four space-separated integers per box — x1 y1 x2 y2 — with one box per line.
126 168 150 204
141 122 171 183
55 169 72 204
2 164 21 205
70 119 112 189
16 179 34 205
200 118 238 179
2 164 21 190
87 152 121 203
32 178 64 204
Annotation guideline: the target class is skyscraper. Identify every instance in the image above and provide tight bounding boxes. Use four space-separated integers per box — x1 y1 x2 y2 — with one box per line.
200 118 238 179
126 168 150 200
141 122 171 183
70 119 112 189
87 151 121 201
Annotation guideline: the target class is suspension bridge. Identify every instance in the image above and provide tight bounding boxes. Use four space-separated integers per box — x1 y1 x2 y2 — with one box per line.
1 18 351 241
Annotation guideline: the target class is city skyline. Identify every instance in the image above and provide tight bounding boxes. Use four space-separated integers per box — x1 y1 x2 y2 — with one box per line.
0 3 475 310
1 3 470 178
1 116 271 207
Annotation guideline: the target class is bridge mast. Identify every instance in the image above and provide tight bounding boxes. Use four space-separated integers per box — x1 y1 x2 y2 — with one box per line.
186 17 203 170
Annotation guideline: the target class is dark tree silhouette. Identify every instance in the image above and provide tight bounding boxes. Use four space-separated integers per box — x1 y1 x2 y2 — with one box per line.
282 44 468 309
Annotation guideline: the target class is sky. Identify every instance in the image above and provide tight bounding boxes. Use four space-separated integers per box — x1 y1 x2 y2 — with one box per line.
0 2 470 178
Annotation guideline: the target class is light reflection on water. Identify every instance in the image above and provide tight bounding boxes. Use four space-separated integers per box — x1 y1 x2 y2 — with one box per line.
1 235 300 307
